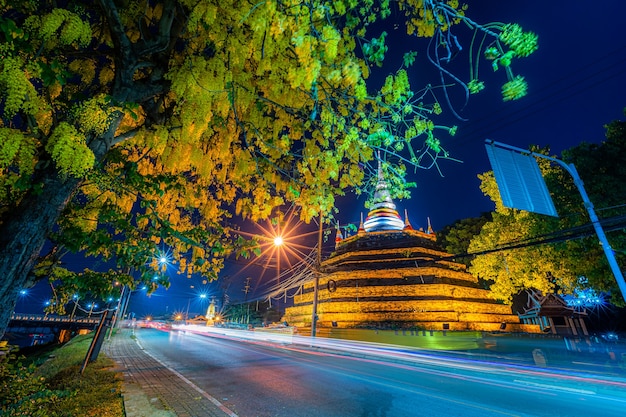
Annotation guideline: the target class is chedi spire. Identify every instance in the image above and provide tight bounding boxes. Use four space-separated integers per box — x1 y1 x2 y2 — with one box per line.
363 157 404 232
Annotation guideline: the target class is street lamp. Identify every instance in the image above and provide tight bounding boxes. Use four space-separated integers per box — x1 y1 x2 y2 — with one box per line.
69 294 79 321
186 293 209 320
87 303 98 318
274 235 284 311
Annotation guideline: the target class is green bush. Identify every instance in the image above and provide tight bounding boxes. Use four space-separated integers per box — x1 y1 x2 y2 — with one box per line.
0 336 123 417
0 343 72 416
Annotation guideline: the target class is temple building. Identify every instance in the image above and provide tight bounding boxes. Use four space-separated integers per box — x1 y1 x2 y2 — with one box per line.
283 164 539 333
518 289 589 336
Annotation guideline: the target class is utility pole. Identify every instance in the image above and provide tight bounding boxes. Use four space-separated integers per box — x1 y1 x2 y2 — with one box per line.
487 140 626 302
243 277 251 324
311 213 323 337
107 286 126 340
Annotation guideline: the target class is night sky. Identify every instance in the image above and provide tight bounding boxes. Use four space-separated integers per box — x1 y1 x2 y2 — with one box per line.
358 0 626 232
14 1 626 317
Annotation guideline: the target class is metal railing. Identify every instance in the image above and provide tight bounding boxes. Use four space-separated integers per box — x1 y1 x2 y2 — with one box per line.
10 313 100 325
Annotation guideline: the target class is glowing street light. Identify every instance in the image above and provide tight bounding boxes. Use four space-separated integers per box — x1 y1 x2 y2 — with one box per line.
273 234 285 312
230 206 319 317
186 292 210 320
87 303 98 318
70 294 80 321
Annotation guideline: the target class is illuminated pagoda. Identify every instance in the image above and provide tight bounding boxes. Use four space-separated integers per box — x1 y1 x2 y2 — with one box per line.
362 161 405 232
283 165 537 333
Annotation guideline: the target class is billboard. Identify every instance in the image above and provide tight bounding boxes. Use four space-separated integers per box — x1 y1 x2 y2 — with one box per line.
485 142 558 217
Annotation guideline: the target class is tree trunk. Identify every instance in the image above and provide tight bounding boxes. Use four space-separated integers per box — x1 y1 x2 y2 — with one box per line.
0 168 80 339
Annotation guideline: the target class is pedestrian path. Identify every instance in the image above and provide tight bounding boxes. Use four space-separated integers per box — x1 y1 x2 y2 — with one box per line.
104 329 232 417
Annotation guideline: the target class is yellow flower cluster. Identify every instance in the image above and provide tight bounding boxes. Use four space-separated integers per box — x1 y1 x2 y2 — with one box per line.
188 2 218 28
380 69 410 105
0 57 40 117
467 79 485 94
499 23 538 58
321 25 341 62
399 0 465 37
68 59 96 85
501 75 528 101
25 8 92 47
73 96 118 135
45 122 95 177
341 60 361 86
404 117 434 140
0 128 26 169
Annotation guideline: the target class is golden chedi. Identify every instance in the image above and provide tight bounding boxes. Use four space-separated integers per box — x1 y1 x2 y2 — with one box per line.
283 165 531 332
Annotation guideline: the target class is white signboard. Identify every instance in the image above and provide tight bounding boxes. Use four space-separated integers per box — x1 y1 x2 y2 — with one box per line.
485 143 558 217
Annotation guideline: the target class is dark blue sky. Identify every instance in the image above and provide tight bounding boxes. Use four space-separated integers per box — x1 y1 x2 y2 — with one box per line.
15 1 626 316
345 0 626 232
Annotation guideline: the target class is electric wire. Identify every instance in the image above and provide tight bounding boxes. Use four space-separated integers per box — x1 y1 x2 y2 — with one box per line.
451 214 626 261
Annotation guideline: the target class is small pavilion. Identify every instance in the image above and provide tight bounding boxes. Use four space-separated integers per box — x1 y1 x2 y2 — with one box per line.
518 290 589 336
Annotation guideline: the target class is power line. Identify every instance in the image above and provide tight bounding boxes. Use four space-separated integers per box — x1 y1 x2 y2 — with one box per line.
452 214 626 261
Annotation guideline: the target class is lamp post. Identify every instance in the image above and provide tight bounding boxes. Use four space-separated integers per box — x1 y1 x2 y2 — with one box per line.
87 303 98 318
186 293 208 321
69 294 79 321
274 235 283 312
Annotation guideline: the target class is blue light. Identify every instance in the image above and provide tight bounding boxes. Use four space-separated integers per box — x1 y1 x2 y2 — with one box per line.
563 287 606 309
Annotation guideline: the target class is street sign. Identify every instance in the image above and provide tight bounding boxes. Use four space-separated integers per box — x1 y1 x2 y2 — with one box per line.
485 142 558 217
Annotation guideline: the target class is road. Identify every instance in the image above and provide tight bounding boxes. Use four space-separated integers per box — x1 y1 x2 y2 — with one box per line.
134 328 626 417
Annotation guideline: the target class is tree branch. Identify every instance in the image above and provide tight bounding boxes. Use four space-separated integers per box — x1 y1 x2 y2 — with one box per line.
136 0 178 56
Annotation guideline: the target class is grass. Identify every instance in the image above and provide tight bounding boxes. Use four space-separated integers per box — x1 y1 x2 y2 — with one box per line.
1 333 124 417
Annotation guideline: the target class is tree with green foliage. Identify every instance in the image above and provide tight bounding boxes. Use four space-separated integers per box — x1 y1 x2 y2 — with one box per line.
468 114 626 305
0 0 538 338
436 212 491 266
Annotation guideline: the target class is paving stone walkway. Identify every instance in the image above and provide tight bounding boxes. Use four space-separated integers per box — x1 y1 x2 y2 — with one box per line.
104 329 232 417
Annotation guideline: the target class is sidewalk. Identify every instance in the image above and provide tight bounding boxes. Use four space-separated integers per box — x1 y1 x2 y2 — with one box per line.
104 329 232 417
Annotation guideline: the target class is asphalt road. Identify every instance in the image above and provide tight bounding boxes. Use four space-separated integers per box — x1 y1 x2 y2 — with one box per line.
134 328 626 417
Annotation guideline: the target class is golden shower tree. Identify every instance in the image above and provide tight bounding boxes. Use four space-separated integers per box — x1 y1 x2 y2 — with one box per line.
0 0 537 336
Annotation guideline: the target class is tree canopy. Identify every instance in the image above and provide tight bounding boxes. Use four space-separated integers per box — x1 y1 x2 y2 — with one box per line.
436 212 491 267
468 114 626 306
0 0 538 337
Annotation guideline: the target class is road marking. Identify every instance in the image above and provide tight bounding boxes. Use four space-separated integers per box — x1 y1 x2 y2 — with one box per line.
514 379 596 395
135 338 239 417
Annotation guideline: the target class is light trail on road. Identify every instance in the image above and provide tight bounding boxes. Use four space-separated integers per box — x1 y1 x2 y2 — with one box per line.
173 324 626 393
130 324 626 416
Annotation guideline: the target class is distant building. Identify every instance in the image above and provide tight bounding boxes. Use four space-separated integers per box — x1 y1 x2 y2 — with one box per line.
518 290 589 336
283 162 539 333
